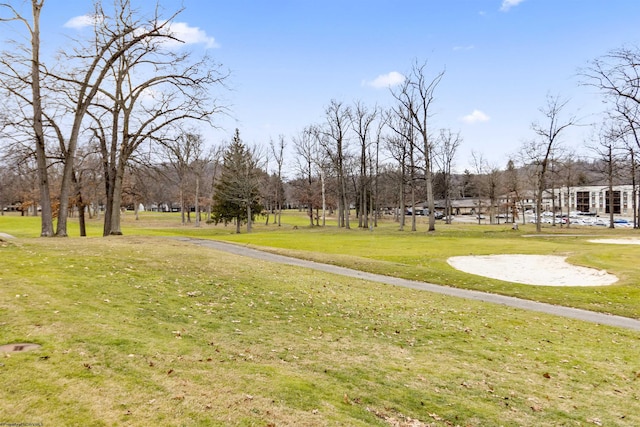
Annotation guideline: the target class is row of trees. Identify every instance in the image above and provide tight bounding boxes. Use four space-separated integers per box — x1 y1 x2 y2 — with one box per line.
288 63 460 233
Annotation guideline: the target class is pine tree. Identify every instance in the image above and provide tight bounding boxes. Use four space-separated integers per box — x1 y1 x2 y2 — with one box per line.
211 129 263 233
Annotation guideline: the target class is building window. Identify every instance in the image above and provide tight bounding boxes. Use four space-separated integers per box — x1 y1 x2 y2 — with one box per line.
605 191 621 214
576 191 590 213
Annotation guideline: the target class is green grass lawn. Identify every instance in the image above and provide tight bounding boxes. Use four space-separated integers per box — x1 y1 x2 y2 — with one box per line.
189 211 640 320
1 212 640 425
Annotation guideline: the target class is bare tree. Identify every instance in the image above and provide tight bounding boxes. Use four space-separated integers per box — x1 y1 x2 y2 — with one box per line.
161 131 206 225
0 0 54 236
47 0 191 237
391 61 444 232
590 122 625 228
370 118 385 227
319 100 352 228
385 108 415 231
555 155 581 228
583 46 640 227
469 151 501 225
385 106 417 231
583 46 640 112
524 94 576 232
293 126 333 227
434 129 461 224
351 101 378 228
83 2 226 236
503 158 523 226
270 135 286 226
293 128 319 227
610 100 640 227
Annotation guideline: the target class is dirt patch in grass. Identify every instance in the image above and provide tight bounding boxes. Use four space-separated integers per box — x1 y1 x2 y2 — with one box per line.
0 343 41 353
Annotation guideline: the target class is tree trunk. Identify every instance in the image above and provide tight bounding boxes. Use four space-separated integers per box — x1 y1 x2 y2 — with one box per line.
108 160 126 235
320 168 326 227
72 171 87 237
536 167 545 233
102 173 113 236
30 1 54 237
195 174 200 227
342 177 350 229
425 167 436 231
399 166 406 231
632 152 638 229
180 187 186 225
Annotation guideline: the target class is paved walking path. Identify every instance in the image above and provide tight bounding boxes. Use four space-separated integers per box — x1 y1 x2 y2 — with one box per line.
176 237 640 332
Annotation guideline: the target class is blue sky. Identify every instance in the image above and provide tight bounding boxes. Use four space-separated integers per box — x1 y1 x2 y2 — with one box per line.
20 0 640 172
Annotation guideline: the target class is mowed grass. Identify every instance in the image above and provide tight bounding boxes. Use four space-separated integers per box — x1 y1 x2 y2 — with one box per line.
181 211 640 320
0 236 639 426
3 210 640 319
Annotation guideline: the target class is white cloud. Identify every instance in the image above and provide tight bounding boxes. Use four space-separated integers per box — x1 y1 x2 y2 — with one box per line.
63 14 104 29
364 71 405 89
500 0 525 12
163 22 219 49
461 110 491 124
63 17 217 49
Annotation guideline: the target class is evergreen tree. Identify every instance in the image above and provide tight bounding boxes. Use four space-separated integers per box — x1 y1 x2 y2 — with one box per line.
211 129 263 233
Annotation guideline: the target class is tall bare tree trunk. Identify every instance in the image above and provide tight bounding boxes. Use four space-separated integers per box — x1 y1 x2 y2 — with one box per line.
29 1 54 236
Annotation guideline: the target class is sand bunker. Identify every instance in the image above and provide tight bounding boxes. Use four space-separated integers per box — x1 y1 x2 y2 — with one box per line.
589 238 640 245
448 254 618 286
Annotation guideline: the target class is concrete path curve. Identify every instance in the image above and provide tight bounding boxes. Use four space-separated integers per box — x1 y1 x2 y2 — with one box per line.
176 237 640 332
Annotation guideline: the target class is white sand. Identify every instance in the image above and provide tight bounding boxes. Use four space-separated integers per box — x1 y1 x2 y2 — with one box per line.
589 238 640 245
447 254 618 287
